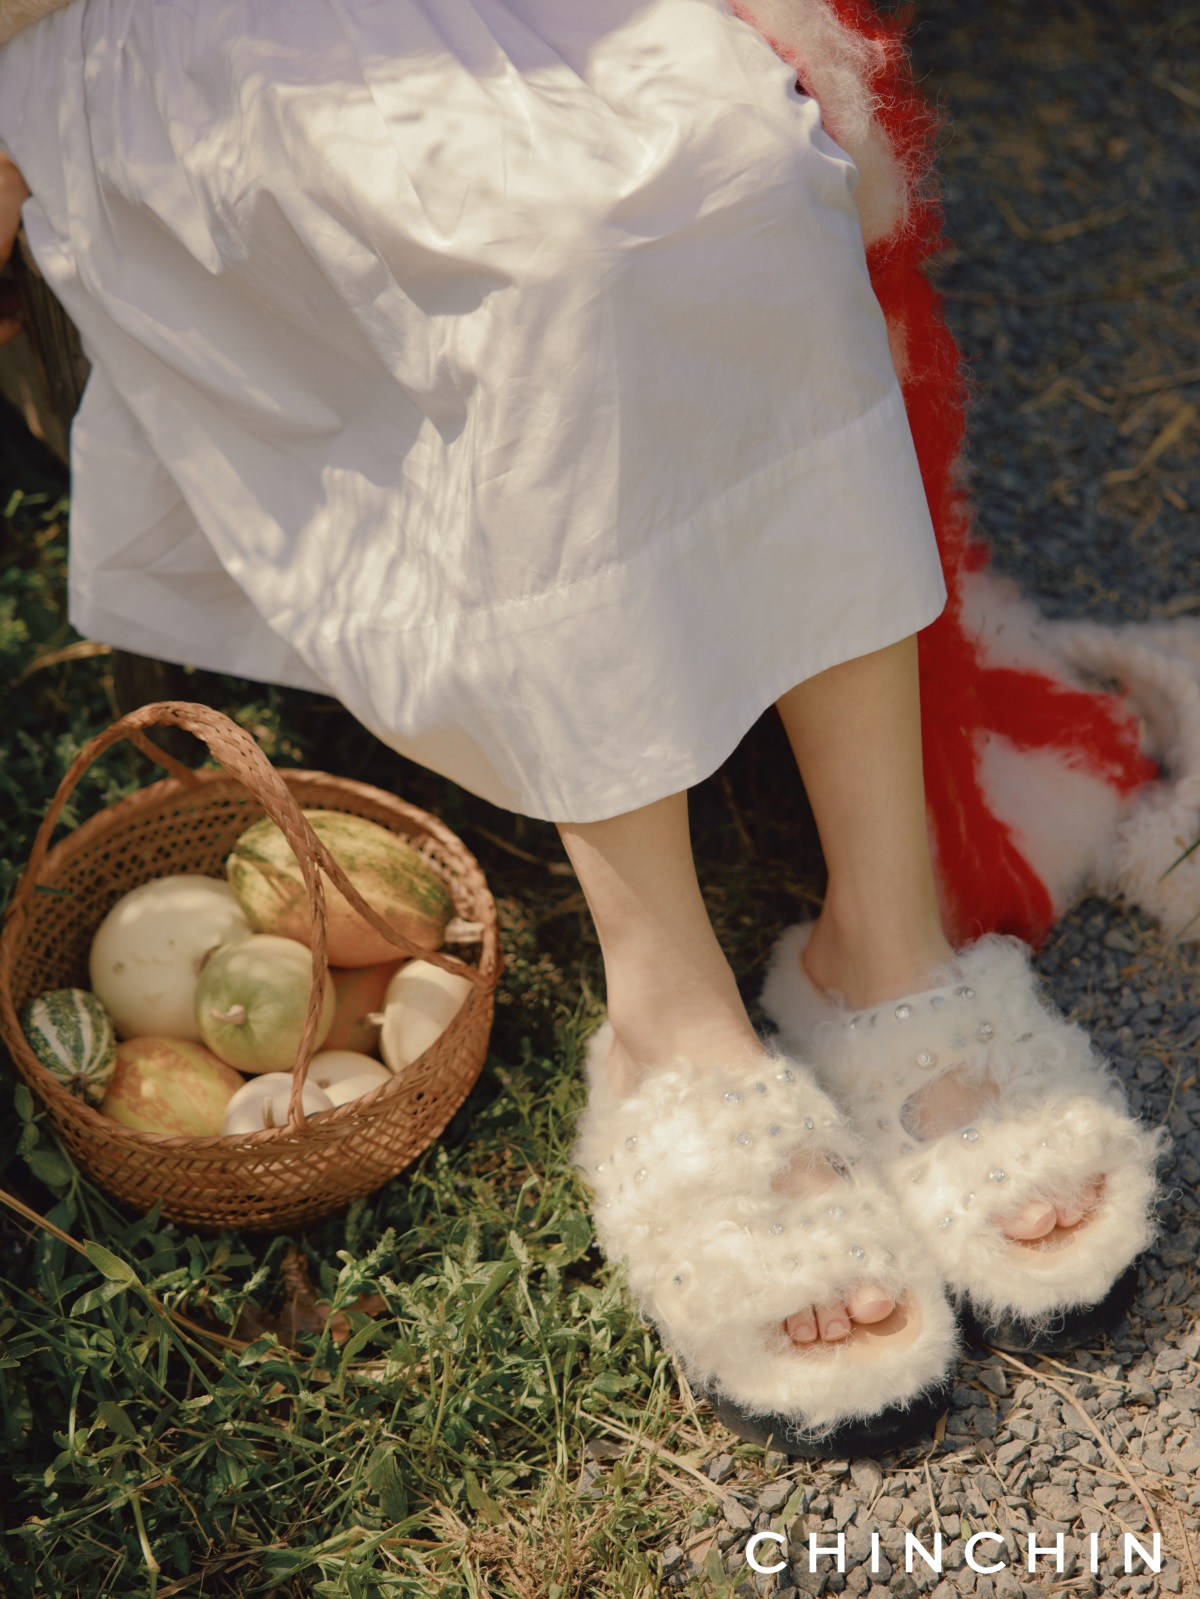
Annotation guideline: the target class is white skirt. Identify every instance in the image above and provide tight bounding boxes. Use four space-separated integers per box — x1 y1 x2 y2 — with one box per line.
0 0 945 821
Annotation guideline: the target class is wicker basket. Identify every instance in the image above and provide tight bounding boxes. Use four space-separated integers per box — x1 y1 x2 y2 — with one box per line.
0 702 502 1232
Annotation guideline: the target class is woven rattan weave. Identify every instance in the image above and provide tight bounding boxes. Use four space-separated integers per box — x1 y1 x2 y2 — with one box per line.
0 703 500 1231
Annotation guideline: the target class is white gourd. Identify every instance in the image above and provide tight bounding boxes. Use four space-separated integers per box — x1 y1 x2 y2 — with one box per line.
221 1072 333 1137
88 876 252 1041
306 1051 393 1106
370 960 472 1073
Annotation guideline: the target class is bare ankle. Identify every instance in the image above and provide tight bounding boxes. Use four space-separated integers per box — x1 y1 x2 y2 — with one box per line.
605 1002 767 1085
603 969 767 1091
803 902 953 1010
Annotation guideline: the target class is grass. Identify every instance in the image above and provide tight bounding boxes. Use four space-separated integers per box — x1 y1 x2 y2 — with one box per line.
0 405 831 1598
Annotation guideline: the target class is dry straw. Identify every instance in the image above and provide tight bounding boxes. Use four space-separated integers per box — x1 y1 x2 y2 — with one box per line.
0 702 501 1232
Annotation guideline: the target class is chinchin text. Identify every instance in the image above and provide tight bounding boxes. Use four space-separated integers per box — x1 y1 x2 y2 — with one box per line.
744 1528 1164 1577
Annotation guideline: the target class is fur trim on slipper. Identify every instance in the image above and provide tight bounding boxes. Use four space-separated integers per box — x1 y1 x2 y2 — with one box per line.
571 1021 959 1437
760 926 1165 1330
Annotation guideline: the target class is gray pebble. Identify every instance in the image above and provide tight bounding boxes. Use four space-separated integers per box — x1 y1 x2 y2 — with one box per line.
1155 1347 1187 1372
1031 1485 1080 1523
660 1545 685 1577
760 1479 793 1515
976 1367 1009 1397
851 1459 884 1499
708 1453 736 1484
994 1439 1028 1470
724 1497 755 1533
793 1567 830 1597
832 1493 860 1528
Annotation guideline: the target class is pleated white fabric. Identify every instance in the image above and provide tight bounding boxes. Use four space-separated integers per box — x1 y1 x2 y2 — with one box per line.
0 0 945 820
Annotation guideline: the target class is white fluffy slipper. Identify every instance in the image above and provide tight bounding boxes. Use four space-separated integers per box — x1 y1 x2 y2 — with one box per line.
760 926 1165 1346
571 1021 959 1454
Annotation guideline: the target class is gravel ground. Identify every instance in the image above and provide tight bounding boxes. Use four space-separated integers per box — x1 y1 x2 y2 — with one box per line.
665 0 1200 1593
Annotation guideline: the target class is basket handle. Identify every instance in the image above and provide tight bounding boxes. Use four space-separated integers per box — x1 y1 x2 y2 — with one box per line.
6 701 488 1132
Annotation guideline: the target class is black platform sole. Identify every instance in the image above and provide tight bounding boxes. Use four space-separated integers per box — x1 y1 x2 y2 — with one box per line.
704 1379 953 1461
957 1262 1140 1354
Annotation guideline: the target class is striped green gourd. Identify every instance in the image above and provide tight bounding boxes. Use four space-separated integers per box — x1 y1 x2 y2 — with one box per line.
21 987 118 1105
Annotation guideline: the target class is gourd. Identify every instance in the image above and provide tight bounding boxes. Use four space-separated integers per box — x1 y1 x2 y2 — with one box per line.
221 1072 333 1136
100 1038 244 1137
88 875 252 1040
226 810 471 967
194 934 335 1074
324 960 404 1054
21 987 117 1105
370 959 473 1074
306 1050 393 1106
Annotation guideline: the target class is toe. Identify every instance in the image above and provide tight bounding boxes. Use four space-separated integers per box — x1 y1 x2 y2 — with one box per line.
785 1309 818 1345
846 1282 895 1324
1056 1178 1102 1229
815 1301 851 1342
999 1199 1057 1241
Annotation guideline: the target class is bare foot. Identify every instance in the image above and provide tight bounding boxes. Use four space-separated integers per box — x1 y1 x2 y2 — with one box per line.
801 906 954 1013
899 1070 1104 1242
605 1028 897 1348
800 924 1105 1248
771 1147 895 1345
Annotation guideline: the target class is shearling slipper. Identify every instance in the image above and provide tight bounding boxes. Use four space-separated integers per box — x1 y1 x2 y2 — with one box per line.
760 926 1165 1351
571 1020 959 1457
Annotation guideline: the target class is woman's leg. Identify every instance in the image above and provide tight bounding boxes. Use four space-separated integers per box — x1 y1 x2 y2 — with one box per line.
775 635 1097 1237
558 794 895 1344
557 794 757 1093
775 636 952 1007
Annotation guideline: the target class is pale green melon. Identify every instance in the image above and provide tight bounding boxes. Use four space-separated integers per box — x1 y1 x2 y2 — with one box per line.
21 987 118 1105
194 934 335 1074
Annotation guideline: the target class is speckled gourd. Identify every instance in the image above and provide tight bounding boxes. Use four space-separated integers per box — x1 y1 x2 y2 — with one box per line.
226 810 459 967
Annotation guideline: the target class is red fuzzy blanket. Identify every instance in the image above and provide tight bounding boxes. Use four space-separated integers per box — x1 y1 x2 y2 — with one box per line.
735 0 1156 946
